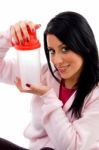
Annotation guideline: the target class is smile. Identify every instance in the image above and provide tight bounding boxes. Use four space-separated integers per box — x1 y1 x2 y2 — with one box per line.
57 65 70 73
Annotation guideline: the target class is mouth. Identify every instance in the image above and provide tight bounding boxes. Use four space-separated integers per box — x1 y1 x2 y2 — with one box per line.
56 65 70 74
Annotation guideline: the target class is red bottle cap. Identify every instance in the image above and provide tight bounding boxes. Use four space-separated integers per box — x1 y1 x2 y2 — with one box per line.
13 26 41 51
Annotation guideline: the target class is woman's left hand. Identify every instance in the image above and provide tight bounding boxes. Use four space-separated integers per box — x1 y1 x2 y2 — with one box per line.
15 77 51 96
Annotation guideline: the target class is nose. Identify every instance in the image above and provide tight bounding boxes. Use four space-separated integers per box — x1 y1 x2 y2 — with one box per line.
51 53 63 65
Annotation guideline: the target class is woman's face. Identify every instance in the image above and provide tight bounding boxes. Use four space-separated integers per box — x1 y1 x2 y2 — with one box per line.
47 34 84 84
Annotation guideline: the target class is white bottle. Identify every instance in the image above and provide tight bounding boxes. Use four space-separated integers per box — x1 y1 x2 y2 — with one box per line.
14 28 41 89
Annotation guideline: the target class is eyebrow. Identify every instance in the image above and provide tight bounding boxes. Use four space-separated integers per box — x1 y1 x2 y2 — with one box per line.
48 43 65 49
58 43 65 48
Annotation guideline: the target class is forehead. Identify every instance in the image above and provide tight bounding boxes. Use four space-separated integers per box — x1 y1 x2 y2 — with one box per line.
47 34 63 47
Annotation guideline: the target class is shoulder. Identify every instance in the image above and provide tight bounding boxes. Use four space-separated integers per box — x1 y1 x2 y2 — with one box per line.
0 29 11 50
90 83 99 99
83 83 99 108
0 29 11 40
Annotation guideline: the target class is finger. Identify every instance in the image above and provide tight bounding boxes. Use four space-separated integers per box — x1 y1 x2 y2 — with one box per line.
15 77 25 92
15 77 22 87
26 21 41 32
10 25 19 44
14 78 31 93
19 21 30 41
26 21 35 32
35 24 41 30
26 83 40 94
26 83 50 96
14 23 23 44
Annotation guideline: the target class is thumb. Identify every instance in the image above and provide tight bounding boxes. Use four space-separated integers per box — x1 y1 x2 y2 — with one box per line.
25 83 50 96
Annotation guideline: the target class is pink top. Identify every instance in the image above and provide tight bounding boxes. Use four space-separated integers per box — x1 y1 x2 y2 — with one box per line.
0 30 99 150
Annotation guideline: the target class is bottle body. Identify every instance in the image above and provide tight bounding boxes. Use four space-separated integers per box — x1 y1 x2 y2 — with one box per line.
13 25 41 89
17 48 41 89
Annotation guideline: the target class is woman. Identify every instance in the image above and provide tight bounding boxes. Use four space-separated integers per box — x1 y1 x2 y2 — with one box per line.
0 11 99 150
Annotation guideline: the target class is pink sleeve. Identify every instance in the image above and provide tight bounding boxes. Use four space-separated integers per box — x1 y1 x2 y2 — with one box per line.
24 64 60 141
0 30 11 58
0 30 18 84
40 63 49 85
24 64 53 139
40 87 99 150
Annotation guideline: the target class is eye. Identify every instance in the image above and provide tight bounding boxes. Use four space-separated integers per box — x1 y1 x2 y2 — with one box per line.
48 48 55 55
61 46 70 53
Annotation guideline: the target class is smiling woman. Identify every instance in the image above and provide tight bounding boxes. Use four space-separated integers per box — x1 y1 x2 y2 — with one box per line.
0 10 99 150
0 0 99 149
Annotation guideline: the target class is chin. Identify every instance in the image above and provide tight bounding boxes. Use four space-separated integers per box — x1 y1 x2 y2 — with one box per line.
60 75 68 79
60 72 72 78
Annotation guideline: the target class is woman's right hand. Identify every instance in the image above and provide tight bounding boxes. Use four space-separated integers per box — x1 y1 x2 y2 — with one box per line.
10 21 41 44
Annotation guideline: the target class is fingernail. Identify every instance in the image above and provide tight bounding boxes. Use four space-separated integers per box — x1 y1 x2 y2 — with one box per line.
26 37 29 42
26 83 31 87
15 41 19 45
35 24 41 29
20 40 24 45
32 29 35 32
32 24 41 32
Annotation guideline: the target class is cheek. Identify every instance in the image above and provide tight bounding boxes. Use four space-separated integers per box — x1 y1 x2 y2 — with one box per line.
50 56 55 63
67 53 83 64
65 54 83 67
72 58 83 70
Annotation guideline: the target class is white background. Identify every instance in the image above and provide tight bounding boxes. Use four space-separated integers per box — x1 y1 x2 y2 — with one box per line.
0 0 99 148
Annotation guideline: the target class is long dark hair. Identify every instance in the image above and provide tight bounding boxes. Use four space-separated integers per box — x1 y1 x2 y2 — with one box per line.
44 11 99 118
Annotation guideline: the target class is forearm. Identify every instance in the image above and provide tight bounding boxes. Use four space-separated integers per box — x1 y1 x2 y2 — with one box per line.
0 29 19 84
0 29 11 59
40 89 99 150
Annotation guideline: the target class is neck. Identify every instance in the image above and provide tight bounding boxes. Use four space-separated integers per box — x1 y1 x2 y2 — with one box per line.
63 77 78 89
64 81 76 89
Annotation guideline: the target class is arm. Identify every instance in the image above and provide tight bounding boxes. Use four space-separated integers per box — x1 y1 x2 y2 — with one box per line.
0 30 17 84
0 21 41 84
18 65 99 150
0 30 11 58
40 87 99 150
16 64 99 149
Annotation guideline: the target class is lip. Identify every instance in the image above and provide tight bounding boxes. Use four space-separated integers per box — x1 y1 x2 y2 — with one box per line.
57 66 66 69
57 65 69 69
56 65 69 73
58 68 66 73
57 66 67 73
